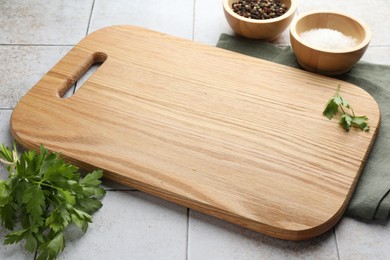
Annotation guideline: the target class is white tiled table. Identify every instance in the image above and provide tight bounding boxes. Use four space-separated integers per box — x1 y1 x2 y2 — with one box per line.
1 1 390 259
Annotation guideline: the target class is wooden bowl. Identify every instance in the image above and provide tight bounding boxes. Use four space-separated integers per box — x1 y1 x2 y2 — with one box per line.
223 0 297 41
290 11 371 75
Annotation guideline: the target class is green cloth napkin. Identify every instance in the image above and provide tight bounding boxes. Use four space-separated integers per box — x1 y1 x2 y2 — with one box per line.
217 33 390 221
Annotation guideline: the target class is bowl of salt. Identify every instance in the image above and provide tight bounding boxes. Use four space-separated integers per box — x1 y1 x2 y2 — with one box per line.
290 11 371 75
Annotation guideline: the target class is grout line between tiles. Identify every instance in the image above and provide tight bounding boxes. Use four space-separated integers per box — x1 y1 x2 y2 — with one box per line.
0 108 13 110
333 227 341 260
72 82 77 95
86 0 96 35
185 208 190 260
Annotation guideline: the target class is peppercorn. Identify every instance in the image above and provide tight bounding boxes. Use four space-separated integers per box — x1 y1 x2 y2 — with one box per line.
232 0 288 20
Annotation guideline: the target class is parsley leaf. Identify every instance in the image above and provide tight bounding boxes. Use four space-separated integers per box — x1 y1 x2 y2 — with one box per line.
323 85 370 132
323 98 339 120
0 144 105 259
340 113 353 131
351 116 370 132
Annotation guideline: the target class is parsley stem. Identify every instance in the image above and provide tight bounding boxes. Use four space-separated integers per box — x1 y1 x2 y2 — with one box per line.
0 158 13 165
350 106 356 116
335 84 341 96
32 180 59 191
339 105 347 115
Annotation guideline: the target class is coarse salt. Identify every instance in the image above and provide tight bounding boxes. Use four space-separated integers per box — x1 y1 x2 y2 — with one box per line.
300 28 357 50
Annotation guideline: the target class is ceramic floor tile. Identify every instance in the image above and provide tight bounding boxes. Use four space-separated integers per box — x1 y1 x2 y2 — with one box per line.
188 210 339 260
0 46 72 108
0 0 93 45
294 0 390 46
193 0 233 45
58 191 188 259
89 0 194 40
0 110 13 178
0 110 13 146
335 217 390 260
360 46 390 65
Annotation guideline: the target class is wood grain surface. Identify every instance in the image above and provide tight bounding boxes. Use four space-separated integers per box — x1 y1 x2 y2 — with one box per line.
10 25 380 240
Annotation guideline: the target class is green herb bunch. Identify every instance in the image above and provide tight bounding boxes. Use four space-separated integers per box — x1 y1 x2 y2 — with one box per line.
0 144 105 260
323 84 369 132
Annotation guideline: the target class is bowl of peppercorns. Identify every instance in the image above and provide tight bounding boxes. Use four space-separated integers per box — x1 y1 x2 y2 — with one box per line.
223 0 297 40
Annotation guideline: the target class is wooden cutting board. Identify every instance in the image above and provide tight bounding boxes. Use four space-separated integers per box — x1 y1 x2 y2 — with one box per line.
11 25 380 240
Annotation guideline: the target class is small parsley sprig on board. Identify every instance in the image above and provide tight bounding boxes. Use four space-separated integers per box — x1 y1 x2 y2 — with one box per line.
323 84 369 132
0 144 105 260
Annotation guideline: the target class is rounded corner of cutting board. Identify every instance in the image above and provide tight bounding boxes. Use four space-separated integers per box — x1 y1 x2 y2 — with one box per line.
254 201 347 241
10 103 34 151
290 208 345 241
85 25 160 41
86 24 125 35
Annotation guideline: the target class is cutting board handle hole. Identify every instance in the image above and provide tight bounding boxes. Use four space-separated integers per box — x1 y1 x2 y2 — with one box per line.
62 52 107 98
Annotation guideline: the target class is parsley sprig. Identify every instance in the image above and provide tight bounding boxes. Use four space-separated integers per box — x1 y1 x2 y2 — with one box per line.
323 85 369 132
0 144 105 260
